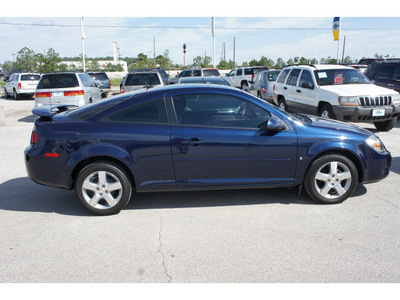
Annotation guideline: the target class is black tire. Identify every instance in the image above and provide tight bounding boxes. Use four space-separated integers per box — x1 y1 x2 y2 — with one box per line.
304 154 358 204
13 89 20 100
74 161 132 215
373 119 396 132
278 97 288 111
319 104 336 119
241 81 248 90
4 88 10 98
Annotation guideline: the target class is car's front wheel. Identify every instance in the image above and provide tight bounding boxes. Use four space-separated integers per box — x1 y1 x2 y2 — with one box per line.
304 154 358 204
319 104 336 119
373 119 396 132
13 89 20 100
75 161 132 215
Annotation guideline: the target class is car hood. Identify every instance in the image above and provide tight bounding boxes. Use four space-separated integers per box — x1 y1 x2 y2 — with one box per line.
320 83 398 96
293 114 372 137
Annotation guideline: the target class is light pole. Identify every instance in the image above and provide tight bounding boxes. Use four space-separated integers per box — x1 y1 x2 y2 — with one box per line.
183 44 186 69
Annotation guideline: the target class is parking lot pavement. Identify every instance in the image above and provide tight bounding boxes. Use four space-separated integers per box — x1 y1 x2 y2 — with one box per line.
0 95 399 283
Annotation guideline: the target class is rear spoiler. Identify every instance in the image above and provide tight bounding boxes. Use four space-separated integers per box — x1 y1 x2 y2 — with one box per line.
32 105 78 117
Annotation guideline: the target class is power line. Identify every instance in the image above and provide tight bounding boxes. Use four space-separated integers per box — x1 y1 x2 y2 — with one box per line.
0 21 398 31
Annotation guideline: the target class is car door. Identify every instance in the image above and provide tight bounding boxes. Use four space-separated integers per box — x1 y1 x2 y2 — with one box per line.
283 69 301 111
166 91 298 189
225 69 237 86
5 74 15 94
371 64 400 93
293 69 318 115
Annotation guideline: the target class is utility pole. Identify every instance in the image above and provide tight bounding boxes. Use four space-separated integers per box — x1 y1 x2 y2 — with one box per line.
153 37 156 67
233 37 236 68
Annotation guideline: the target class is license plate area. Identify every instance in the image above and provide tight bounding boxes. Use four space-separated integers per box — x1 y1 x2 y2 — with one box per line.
372 109 385 117
52 92 63 97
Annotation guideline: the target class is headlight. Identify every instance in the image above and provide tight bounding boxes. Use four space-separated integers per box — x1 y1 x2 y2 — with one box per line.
366 135 386 154
338 96 359 106
392 94 400 105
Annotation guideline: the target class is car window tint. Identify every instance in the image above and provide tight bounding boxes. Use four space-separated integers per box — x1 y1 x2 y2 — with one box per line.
21 75 41 81
103 98 168 124
276 69 290 83
375 65 395 80
78 74 94 87
172 93 271 129
299 70 314 88
286 69 301 86
268 71 280 82
236 69 243 76
193 70 201 76
37 74 79 89
88 73 108 80
203 69 220 76
125 73 161 86
244 69 253 75
228 70 236 76
392 66 400 80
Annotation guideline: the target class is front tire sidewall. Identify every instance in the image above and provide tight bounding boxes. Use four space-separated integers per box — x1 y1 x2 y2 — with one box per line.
304 154 358 204
75 162 132 215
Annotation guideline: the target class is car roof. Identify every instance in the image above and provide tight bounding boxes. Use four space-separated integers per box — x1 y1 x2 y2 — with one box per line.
123 83 239 95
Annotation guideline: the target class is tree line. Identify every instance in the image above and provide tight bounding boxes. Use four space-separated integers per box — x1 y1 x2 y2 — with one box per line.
1 46 363 74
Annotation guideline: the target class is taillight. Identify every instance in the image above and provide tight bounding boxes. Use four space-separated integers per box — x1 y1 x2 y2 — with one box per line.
18 83 22 90
262 88 267 94
251 74 255 81
31 131 38 145
64 90 84 96
109 80 111 87
121 88 125 93
35 92 52 98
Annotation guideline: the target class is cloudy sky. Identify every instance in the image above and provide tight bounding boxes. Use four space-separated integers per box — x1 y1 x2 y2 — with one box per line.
1 1 399 66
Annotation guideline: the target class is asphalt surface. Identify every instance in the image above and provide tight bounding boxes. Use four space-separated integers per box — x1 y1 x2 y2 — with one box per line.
0 94 399 283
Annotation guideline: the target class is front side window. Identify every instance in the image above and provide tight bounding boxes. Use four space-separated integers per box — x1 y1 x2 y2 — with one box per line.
228 69 236 77
374 65 395 80
103 98 168 124
299 70 314 89
172 93 271 129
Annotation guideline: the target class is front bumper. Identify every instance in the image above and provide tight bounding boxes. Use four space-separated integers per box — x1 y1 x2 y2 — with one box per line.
333 104 400 122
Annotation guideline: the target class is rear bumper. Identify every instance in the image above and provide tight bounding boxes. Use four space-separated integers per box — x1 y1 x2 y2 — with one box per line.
25 146 72 189
333 104 400 122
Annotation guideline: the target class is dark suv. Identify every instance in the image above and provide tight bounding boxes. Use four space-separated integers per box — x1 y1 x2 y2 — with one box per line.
364 61 400 93
87 72 111 98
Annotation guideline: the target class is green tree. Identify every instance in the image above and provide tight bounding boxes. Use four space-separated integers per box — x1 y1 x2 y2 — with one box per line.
14 47 37 72
217 60 230 69
35 48 62 73
193 56 212 68
249 59 259 67
1 61 13 72
87 60 101 71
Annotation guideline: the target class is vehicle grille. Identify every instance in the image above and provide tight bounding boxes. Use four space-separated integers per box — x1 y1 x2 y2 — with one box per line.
358 96 392 107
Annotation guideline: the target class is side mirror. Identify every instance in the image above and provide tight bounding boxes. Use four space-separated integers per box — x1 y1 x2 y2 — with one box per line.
225 73 229 77
266 117 286 131
301 82 314 89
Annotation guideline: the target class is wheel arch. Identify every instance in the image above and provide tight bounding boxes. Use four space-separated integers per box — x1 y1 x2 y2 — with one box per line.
317 101 332 113
303 149 364 184
71 156 136 190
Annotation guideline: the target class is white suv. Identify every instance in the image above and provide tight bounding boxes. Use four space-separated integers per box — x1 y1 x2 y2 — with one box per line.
4 73 41 99
273 64 400 131
225 66 269 90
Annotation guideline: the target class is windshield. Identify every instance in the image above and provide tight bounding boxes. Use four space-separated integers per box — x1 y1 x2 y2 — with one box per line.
314 69 371 86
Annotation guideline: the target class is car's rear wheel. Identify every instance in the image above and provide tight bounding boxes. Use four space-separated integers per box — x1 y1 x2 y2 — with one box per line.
319 104 336 119
241 81 248 90
304 154 358 204
75 161 132 215
373 119 396 132
13 89 20 100
278 97 288 111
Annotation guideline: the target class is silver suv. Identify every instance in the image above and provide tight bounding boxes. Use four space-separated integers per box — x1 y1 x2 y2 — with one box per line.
121 70 165 93
4 73 41 99
34 72 101 108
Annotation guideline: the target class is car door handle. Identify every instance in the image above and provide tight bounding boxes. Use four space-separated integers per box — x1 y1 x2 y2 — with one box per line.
296 89 301 93
181 138 203 146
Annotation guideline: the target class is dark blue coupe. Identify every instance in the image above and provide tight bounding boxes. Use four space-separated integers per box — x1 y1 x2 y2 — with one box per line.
25 85 391 215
